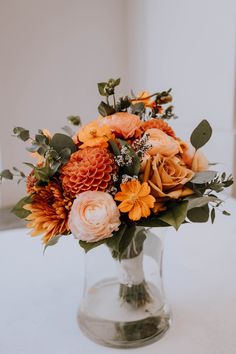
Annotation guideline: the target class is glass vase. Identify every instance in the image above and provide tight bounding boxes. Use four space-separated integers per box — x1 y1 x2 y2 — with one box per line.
77 227 171 348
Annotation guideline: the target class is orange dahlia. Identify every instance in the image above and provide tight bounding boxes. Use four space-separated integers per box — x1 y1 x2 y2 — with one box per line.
60 147 116 197
115 180 155 221
141 118 176 138
24 181 72 244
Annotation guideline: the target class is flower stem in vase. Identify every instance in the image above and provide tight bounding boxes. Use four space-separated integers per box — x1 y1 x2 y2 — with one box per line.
117 227 151 308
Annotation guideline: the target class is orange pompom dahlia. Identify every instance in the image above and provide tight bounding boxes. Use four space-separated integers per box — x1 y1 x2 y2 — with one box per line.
141 118 176 138
24 181 72 244
60 147 116 197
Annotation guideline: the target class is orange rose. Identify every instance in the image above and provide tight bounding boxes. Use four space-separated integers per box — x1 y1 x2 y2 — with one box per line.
146 128 181 157
148 154 194 199
101 112 142 139
75 120 114 149
181 143 208 172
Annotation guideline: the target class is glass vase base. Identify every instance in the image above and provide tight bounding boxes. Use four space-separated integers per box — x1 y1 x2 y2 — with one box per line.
78 278 171 348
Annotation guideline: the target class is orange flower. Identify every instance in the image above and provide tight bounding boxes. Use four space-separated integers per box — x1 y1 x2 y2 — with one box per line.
60 147 116 198
75 120 114 149
141 118 176 138
115 180 155 221
101 112 142 139
24 181 72 245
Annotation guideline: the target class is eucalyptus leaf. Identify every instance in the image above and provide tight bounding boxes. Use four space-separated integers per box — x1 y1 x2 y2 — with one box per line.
158 201 188 230
98 101 116 117
44 235 63 253
222 210 231 216
190 119 212 150
130 102 145 114
187 196 220 210
97 82 107 96
50 133 76 154
114 78 121 86
67 115 81 126
190 171 217 184
137 217 170 227
211 208 216 224
11 195 32 219
0 169 13 180
79 238 107 253
109 139 120 156
187 204 209 223
13 127 30 141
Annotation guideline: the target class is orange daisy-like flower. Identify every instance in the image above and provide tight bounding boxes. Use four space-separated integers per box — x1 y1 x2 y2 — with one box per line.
115 180 155 221
24 181 72 245
141 118 176 138
60 147 116 198
74 120 114 149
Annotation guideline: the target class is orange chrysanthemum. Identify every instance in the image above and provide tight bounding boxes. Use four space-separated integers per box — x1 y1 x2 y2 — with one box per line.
24 181 72 245
141 118 176 138
26 170 37 194
60 147 116 198
115 180 155 221
75 120 114 149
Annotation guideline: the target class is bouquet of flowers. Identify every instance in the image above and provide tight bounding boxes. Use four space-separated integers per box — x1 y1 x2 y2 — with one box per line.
1 78 233 312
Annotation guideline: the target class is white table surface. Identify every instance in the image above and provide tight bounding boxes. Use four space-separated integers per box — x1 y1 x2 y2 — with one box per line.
0 197 236 354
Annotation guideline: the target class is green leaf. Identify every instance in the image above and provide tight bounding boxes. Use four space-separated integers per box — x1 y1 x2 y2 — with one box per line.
97 82 107 96
114 78 121 86
13 127 30 141
116 224 136 259
98 101 116 117
67 115 81 126
44 235 63 253
137 217 170 227
190 119 212 150
222 210 231 216
50 133 76 154
19 130 30 141
187 204 209 223
211 208 216 224
130 102 145 114
106 223 127 253
60 147 72 164
79 238 107 253
187 196 220 210
109 139 120 156
190 171 217 184
0 169 13 180
158 201 189 230
11 195 32 219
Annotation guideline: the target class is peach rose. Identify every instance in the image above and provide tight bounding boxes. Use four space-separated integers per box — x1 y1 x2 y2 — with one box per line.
148 154 194 199
101 112 142 139
146 128 181 157
181 143 208 172
69 191 120 242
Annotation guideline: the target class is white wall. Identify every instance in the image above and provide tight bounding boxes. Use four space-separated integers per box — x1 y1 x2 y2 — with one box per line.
1 0 236 207
127 0 236 186
0 0 128 207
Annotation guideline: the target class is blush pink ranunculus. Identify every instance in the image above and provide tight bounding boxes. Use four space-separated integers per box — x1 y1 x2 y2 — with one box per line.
101 112 142 139
69 191 120 242
146 128 181 157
